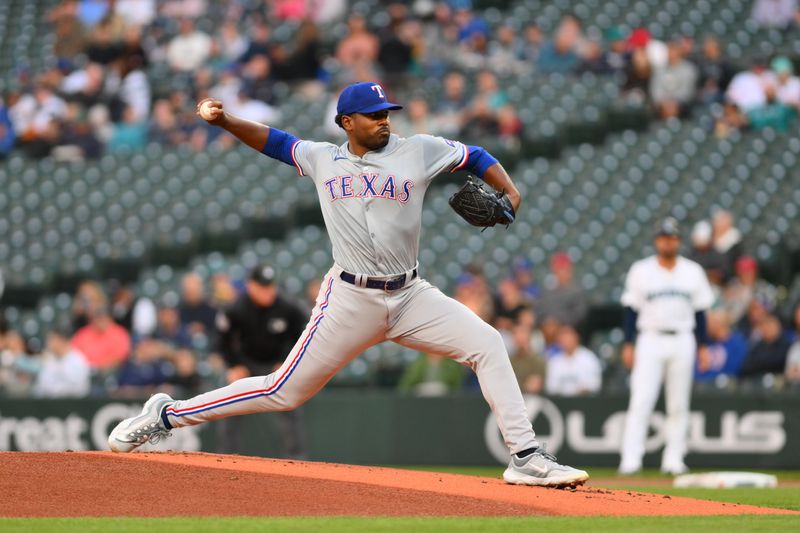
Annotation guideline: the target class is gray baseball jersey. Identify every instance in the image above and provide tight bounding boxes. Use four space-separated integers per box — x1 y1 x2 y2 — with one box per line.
292 133 468 276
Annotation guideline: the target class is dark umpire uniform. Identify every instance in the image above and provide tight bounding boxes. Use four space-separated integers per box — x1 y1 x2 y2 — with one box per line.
215 265 308 457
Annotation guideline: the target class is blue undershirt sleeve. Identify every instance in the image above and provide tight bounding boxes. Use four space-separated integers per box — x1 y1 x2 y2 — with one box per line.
623 306 638 344
260 127 301 167
694 310 708 346
464 145 499 179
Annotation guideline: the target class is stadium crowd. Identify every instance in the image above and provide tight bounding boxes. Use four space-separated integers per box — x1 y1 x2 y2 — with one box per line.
1 1 800 399
1 0 800 161
1 208 799 399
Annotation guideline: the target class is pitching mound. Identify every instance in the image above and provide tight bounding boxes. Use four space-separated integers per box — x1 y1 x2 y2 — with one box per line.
0 452 795 517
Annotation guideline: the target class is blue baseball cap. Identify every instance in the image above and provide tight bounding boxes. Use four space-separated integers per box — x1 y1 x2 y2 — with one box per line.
336 82 403 115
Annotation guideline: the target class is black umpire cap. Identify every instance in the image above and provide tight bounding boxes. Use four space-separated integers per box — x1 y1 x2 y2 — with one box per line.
249 264 276 286
655 217 681 238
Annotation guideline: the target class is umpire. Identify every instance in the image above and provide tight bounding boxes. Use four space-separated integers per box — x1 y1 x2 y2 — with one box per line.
215 264 308 457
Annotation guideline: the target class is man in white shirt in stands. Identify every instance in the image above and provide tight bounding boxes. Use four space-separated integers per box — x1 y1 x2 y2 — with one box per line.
545 324 602 396
33 329 91 398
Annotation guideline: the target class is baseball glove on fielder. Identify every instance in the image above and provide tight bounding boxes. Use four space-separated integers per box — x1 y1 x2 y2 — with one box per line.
449 175 515 228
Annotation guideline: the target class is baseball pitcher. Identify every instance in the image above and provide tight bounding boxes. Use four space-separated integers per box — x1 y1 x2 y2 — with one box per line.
109 82 588 488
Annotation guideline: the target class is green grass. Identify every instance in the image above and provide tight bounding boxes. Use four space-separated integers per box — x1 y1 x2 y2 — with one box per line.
401 466 800 511
402 465 800 482
0 516 797 533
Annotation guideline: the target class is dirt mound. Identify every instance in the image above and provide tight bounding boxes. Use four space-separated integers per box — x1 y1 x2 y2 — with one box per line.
0 452 795 517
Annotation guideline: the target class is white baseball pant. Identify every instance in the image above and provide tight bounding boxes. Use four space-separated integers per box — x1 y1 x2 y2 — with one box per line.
165 265 539 455
619 331 696 471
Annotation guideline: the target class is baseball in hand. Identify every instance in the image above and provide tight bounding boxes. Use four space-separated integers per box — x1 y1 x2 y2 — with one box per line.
199 100 219 121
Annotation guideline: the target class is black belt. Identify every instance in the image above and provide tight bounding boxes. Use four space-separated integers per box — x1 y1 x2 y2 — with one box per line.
657 329 678 335
339 269 417 291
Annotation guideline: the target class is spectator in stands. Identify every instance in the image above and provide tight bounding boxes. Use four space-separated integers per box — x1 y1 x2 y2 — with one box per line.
460 97 499 144
115 0 157 27
216 20 248 63
210 271 238 308
516 23 543 65
336 14 379 67
540 316 563 357
688 220 727 296
71 280 107 332
109 53 150 123
11 81 68 158
391 96 430 137
545 325 602 396
55 102 103 160
537 252 588 328
488 24 526 76
603 26 629 75
724 256 777 325
622 46 652 104
272 0 307 20
494 278 528 332
725 58 773 112
694 310 748 383
167 18 212 73
454 5 490 44
71 307 131 370
650 41 698 119
153 306 192 349
510 257 540 302
48 2 88 62
271 20 322 86
0 98 15 159
241 52 275 104
771 56 800 110
178 273 217 337
115 337 174 395
239 21 272 65
580 40 613 75
377 3 413 82
785 305 800 386
696 36 734 105
509 321 546 394
712 209 743 274
85 14 122 65
751 0 800 29
109 282 157 339
747 84 797 132
0 330 38 397
433 71 468 137
108 105 147 153
740 314 791 378
497 105 524 144
148 98 184 146
161 0 208 19
537 15 582 74
453 271 495 323
714 101 748 138
398 353 466 396
32 329 90 398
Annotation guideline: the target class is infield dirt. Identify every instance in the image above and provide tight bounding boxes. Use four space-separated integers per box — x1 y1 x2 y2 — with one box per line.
0 452 796 517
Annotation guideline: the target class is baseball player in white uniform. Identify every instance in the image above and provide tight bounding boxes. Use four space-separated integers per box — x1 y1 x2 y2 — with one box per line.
618 217 714 475
109 82 588 488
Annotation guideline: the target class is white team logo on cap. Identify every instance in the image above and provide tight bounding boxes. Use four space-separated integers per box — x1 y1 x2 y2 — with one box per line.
371 84 385 98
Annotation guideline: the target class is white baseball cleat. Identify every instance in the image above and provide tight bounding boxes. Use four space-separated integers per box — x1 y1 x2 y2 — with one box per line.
503 447 589 489
108 393 174 453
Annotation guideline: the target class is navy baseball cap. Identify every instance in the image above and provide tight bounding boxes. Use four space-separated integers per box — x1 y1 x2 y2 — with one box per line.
336 82 403 115
656 217 681 237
